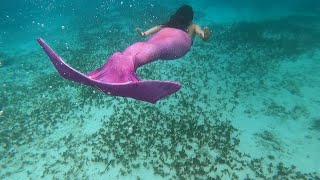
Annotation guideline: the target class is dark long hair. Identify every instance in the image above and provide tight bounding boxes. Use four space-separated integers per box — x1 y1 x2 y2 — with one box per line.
161 5 194 32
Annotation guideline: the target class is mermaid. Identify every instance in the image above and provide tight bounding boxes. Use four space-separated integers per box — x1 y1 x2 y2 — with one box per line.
37 5 211 103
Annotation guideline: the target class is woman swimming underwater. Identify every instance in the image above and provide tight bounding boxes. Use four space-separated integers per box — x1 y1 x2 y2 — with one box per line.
37 5 211 103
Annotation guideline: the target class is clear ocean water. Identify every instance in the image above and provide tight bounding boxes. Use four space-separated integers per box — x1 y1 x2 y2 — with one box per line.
1 0 320 179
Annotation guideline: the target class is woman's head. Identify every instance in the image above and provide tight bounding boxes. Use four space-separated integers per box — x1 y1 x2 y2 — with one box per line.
171 5 194 25
162 5 194 31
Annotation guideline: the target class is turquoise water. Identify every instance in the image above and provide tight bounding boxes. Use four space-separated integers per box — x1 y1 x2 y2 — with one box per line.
1 0 320 179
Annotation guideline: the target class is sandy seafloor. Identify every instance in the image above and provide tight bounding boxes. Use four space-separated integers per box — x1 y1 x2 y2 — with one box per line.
1 0 320 179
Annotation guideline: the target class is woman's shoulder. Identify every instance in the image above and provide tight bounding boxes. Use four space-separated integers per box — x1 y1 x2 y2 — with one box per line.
190 23 203 31
192 23 202 29
189 23 201 31
189 23 195 28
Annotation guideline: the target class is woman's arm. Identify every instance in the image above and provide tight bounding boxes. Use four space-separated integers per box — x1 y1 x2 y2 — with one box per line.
194 25 211 41
136 25 163 38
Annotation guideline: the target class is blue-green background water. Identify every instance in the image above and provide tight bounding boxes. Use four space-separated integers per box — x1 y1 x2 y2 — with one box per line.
1 0 320 179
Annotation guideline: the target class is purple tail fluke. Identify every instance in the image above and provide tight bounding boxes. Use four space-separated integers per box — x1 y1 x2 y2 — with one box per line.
37 37 182 103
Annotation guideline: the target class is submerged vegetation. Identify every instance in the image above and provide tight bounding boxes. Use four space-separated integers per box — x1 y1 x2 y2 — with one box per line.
310 118 320 132
0 3 319 179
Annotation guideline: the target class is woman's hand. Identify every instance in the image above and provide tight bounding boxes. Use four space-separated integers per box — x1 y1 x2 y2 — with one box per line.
136 28 146 37
203 27 211 41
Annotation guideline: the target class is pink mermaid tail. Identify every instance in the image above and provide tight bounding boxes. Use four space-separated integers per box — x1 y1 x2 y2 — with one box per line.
37 28 192 103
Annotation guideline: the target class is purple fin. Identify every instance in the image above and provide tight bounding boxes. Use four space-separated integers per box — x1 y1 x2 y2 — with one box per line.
37 38 181 103
103 80 181 103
